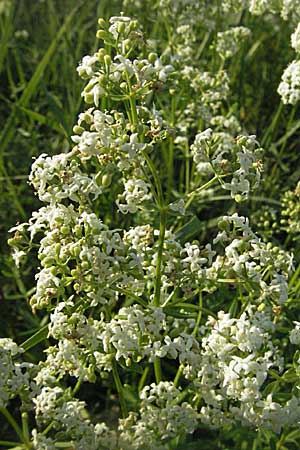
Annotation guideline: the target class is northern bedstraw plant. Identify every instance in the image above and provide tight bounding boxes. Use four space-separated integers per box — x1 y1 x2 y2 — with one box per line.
4 7 300 450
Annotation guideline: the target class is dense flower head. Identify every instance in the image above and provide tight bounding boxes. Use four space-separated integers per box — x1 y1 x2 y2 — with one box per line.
191 130 263 202
0 339 33 408
278 60 300 104
215 26 251 59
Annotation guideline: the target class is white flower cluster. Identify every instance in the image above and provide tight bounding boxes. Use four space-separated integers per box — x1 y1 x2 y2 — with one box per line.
30 151 103 203
278 60 300 104
119 382 198 450
0 338 33 408
281 0 300 22
77 17 173 107
100 305 200 367
116 178 152 213
32 386 117 450
195 307 300 432
191 130 263 201
213 213 292 304
216 26 251 59
10 204 145 311
291 23 300 53
248 0 278 15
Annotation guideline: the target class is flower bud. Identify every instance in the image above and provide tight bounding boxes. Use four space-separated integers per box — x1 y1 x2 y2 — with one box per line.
98 18 106 28
104 54 111 67
73 125 84 135
218 219 230 232
96 29 107 40
234 194 243 203
148 52 157 64
101 173 112 187
117 22 126 34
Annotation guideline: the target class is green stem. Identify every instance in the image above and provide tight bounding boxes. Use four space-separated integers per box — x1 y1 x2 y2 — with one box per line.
185 174 220 208
21 413 29 444
0 441 22 448
174 363 184 387
138 366 150 391
142 150 164 208
153 207 167 307
72 378 82 396
125 71 138 127
154 357 162 384
192 291 203 337
174 292 203 387
129 93 138 127
112 360 127 418
41 421 54 437
0 407 29 448
166 95 176 202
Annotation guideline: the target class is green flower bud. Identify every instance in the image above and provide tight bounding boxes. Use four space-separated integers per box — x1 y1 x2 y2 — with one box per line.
130 20 138 31
98 48 106 61
96 30 107 40
74 125 85 134
117 22 126 34
101 173 112 187
104 54 111 67
218 219 230 232
71 269 80 278
234 194 243 203
148 52 157 64
55 243 61 256
74 283 81 292
98 18 106 28
84 92 95 104
61 225 69 235
257 303 266 312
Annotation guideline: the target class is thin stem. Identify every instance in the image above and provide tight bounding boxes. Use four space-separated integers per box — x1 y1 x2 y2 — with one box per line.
174 292 203 387
21 413 29 444
138 365 150 391
174 363 184 387
0 407 29 448
125 71 138 127
112 360 128 418
192 291 203 337
142 150 164 208
41 421 54 437
154 357 162 384
129 93 138 127
153 207 167 307
0 441 22 448
152 207 167 384
166 95 176 202
185 174 220 208
72 378 82 396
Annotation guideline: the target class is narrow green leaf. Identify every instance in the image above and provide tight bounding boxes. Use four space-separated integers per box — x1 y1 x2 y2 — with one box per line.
44 90 73 142
21 324 49 352
175 215 203 244
16 104 62 133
